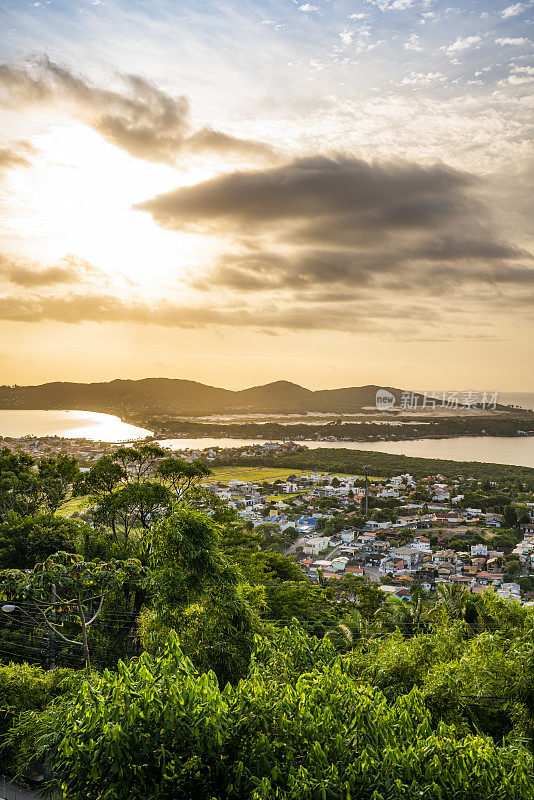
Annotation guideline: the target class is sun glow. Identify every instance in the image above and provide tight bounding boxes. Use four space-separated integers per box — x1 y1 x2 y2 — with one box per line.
1 119 221 296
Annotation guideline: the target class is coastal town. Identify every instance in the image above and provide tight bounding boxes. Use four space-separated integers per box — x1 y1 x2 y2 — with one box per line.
204 469 534 604
3 433 534 605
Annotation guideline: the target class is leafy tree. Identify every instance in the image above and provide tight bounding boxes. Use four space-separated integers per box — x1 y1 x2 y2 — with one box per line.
156 457 211 500
74 455 125 499
503 504 518 528
0 514 79 569
37 455 80 513
112 444 166 483
93 482 171 543
0 449 79 519
0 552 146 669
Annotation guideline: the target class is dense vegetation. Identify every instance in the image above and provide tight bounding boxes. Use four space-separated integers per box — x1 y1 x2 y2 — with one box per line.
1 444 534 798
214 446 534 486
140 413 534 440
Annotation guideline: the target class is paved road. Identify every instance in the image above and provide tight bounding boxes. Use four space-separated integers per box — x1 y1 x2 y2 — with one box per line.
0 777 42 800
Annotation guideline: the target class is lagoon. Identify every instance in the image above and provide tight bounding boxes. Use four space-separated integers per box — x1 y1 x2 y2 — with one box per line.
158 435 534 468
0 410 152 442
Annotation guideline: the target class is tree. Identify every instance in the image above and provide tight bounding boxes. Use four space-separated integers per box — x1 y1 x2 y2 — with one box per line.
375 592 430 636
503 504 518 529
74 455 125 499
0 552 146 670
156 458 211 500
0 449 79 519
37 455 80 513
0 514 79 569
93 482 172 543
146 508 240 612
112 444 166 483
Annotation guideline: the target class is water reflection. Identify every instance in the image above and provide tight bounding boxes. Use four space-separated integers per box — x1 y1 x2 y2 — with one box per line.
0 410 153 442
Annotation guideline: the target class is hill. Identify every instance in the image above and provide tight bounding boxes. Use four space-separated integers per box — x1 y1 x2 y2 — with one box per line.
0 378 408 415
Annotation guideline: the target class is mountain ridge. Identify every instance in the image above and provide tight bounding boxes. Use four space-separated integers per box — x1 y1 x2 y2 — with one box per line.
0 378 406 415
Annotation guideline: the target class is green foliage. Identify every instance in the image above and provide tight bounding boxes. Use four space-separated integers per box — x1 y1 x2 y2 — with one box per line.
0 552 146 669
29 631 534 800
0 513 80 569
0 448 80 520
0 661 79 772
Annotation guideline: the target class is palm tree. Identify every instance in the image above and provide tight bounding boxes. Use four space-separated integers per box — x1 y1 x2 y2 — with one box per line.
324 608 365 651
375 591 431 637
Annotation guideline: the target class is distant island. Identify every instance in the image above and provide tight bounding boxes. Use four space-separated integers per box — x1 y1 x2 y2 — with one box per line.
0 378 414 415
1 378 533 444
0 377 525 416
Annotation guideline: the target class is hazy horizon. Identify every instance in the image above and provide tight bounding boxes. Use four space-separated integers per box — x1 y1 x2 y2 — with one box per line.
0 1 532 389
1 374 533 395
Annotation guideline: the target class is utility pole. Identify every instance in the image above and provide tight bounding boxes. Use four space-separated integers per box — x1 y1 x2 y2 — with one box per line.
364 464 370 519
48 584 56 671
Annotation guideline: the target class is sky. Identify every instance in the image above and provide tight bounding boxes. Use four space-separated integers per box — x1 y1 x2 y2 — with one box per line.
0 0 532 391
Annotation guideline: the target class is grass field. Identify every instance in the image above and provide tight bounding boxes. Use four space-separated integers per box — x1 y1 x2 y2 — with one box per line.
208 466 384 482
208 466 313 482
57 496 94 518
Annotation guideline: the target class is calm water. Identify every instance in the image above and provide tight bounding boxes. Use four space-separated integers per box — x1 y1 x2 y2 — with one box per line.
0 410 152 442
0 409 533 467
158 435 534 468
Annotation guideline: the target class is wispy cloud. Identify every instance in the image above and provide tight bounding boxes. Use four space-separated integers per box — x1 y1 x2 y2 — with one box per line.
0 57 275 165
444 35 482 55
501 2 530 18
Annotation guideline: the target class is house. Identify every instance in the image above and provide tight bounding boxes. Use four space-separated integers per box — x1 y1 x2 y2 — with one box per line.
296 515 319 533
471 543 488 557
341 530 355 543
497 582 521 601
330 556 350 573
303 536 331 555
476 571 503 586
309 559 333 575
412 535 431 553
433 549 457 566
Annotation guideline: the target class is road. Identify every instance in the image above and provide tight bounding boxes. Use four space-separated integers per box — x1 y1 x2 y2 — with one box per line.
0 777 42 800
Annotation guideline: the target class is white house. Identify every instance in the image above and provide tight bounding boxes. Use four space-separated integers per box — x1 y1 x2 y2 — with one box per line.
304 536 331 556
412 535 431 553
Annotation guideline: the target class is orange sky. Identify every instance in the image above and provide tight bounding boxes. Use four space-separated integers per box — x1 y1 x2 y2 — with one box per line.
0 1 532 390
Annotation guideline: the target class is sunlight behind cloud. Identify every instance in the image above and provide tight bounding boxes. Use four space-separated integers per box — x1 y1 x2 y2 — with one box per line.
1 120 220 296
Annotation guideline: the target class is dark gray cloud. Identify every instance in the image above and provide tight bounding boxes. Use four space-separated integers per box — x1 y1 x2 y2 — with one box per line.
136 155 478 240
0 57 274 164
138 155 532 297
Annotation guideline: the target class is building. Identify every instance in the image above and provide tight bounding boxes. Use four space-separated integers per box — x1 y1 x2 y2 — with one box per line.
303 536 331 555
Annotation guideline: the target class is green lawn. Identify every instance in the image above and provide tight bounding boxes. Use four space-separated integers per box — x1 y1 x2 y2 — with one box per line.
56 495 94 518
208 466 380 482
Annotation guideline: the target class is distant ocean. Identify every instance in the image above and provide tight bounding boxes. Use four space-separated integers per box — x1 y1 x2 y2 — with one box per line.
500 393 534 412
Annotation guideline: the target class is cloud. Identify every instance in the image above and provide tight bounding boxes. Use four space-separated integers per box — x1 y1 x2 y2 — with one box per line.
135 154 532 314
0 252 108 288
133 151 533 322
444 36 482 54
0 290 456 335
404 34 422 51
0 141 35 170
0 57 275 165
298 4 320 12
495 37 529 45
501 2 530 18
366 0 416 10
136 155 480 244
399 72 446 86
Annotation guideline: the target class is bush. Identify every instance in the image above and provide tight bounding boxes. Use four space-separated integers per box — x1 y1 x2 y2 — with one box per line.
24 631 534 800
